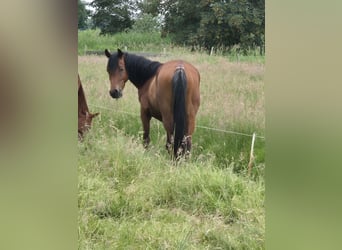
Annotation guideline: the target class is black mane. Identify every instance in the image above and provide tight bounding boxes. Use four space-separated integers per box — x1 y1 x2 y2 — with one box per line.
107 52 162 88
125 53 162 88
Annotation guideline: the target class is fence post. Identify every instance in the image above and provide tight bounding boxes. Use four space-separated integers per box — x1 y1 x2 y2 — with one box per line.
210 47 214 56
248 132 256 176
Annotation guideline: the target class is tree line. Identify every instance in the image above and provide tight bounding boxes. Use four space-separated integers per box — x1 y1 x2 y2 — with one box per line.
78 0 264 54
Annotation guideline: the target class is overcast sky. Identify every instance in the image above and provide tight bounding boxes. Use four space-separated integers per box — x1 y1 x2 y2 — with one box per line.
82 0 94 12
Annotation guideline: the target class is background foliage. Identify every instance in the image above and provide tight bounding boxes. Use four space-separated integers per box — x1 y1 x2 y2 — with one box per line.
79 0 265 54
78 0 90 30
90 0 134 34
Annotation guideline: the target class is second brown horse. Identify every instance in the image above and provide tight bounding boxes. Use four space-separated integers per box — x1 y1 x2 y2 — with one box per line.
105 49 200 158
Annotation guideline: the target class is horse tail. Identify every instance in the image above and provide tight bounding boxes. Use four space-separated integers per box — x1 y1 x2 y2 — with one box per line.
172 66 187 157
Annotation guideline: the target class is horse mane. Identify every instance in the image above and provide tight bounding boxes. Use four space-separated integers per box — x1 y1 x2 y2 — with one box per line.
124 53 162 88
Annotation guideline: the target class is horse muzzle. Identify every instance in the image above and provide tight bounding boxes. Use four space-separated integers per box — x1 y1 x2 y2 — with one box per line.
109 89 122 99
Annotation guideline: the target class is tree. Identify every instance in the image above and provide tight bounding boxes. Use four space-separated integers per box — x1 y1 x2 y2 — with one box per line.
161 0 201 44
154 0 264 53
78 0 89 30
131 13 160 33
90 0 134 35
194 0 265 53
136 0 161 17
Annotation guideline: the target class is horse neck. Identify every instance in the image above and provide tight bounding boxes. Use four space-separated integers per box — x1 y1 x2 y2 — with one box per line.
125 53 162 88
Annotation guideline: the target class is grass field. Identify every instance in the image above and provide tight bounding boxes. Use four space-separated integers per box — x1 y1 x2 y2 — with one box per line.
78 50 265 249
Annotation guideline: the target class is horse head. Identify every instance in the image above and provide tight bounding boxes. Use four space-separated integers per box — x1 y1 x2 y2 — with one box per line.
105 49 128 99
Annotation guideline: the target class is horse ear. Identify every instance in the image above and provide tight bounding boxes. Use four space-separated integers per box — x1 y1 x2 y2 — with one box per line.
105 49 111 58
117 49 124 58
91 112 100 118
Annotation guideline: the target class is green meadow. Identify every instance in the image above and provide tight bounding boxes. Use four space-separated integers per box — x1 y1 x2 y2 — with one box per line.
78 32 265 248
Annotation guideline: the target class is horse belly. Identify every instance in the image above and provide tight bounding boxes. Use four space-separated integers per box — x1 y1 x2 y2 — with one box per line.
149 106 162 121
146 78 163 121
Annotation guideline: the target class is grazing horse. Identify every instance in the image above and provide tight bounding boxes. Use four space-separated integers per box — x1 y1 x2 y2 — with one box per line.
105 49 200 158
78 74 99 139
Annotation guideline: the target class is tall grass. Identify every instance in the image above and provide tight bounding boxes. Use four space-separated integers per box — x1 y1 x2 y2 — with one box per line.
79 132 264 249
78 29 172 55
78 52 265 248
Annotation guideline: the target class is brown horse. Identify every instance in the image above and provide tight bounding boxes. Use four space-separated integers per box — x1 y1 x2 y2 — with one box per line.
105 49 200 157
78 74 99 139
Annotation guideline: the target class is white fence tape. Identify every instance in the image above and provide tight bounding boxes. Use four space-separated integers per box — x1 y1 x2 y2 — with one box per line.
90 104 265 140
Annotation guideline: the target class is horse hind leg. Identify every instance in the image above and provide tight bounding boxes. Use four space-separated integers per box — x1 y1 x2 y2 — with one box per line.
182 135 192 157
162 116 174 155
182 112 196 157
166 134 174 154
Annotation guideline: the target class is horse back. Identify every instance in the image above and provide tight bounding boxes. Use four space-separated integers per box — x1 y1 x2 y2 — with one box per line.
156 61 200 113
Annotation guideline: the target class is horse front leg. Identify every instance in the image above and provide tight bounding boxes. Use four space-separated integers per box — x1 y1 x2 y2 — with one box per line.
141 108 151 148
